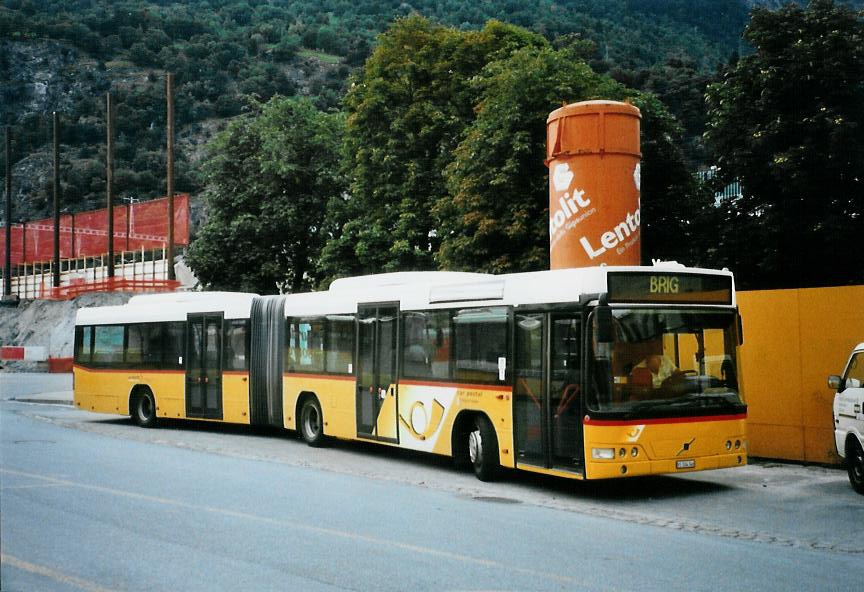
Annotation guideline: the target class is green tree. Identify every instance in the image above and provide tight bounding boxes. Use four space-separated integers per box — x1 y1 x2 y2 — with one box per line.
187 96 346 294
704 0 864 289
319 16 546 281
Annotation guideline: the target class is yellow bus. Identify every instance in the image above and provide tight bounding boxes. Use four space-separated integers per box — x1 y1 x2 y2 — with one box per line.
74 263 747 481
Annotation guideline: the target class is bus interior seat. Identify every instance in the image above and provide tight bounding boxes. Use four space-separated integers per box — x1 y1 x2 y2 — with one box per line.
630 367 652 387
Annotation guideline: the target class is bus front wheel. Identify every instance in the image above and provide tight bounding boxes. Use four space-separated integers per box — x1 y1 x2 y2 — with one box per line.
468 416 500 482
300 397 327 448
132 390 157 428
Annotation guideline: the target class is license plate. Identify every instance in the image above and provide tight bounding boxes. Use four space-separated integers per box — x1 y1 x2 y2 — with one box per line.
676 459 696 470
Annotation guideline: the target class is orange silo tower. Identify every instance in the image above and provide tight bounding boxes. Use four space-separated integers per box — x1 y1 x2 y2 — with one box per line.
546 100 642 269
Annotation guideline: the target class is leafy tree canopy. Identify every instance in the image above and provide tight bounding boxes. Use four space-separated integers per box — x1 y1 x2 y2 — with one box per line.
319 17 547 279
187 96 346 293
704 0 864 288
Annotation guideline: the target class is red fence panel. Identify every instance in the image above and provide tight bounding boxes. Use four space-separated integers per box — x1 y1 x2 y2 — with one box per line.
1 194 189 267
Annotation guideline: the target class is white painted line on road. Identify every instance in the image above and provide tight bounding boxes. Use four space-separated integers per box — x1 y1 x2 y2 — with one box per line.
0 467 618 591
1 553 121 592
1 482 69 490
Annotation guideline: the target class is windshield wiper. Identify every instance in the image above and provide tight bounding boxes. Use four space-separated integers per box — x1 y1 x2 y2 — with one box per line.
686 394 742 409
628 394 741 413
628 399 677 413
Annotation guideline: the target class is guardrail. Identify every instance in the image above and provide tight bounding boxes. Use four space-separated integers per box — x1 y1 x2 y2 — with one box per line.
1 247 182 299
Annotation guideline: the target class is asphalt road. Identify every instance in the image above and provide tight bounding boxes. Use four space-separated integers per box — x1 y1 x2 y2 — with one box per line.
1 382 862 591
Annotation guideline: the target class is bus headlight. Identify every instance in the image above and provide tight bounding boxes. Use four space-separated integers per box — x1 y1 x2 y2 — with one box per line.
631 447 638 457
592 448 615 460
725 440 732 450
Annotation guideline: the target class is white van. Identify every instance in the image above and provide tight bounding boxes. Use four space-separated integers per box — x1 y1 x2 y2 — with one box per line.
830 342 864 494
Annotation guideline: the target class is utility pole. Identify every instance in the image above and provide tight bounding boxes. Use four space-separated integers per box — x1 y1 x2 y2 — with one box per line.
4 126 11 298
52 112 61 288
166 72 176 281
106 92 115 279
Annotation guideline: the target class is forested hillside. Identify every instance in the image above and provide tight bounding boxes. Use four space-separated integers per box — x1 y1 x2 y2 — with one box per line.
1 0 753 220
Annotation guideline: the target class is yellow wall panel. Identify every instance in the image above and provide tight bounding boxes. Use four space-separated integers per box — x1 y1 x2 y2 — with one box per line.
743 422 804 460
738 285 864 464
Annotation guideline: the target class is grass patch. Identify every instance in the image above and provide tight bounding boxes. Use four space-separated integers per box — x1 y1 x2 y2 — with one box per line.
297 49 342 64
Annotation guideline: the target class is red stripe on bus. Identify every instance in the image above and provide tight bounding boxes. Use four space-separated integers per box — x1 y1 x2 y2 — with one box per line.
283 372 355 382
399 379 512 393
583 413 747 426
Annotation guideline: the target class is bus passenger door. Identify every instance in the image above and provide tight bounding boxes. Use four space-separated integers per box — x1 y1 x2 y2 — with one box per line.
356 304 399 443
514 312 582 472
186 313 223 420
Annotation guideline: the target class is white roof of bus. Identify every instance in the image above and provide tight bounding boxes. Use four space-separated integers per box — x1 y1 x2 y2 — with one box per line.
76 291 258 325
75 263 735 325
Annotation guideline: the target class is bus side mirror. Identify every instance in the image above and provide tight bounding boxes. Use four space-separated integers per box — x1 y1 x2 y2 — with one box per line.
594 305 613 344
828 375 842 390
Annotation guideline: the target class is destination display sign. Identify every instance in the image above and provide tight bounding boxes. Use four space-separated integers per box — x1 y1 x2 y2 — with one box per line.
607 272 733 305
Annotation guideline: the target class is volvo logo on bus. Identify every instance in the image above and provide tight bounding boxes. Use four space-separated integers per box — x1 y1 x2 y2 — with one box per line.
676 438 696 456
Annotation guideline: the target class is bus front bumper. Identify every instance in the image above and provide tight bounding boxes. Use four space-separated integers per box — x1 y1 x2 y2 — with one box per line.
585 451 747 479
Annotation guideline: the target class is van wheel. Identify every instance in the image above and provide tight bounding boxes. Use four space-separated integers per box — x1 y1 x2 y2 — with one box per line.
847 440 864 495
132 390 157 428
468 416 500 482
300 397 327 448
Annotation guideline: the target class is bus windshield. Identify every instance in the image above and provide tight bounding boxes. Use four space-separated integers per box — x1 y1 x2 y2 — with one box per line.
588 308 745 417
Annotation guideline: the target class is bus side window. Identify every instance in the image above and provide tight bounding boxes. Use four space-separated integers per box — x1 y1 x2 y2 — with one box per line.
126 324 145 365
93 325 124 365
287 317 325 373
144 324 165 367
74 326 93 365
164 322 185 368
402 310 451 380
224 320 247 371
325 315 354 374
453 307 508 384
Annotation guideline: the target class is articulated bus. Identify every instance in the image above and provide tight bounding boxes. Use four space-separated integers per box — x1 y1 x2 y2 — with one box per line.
73 263 747 481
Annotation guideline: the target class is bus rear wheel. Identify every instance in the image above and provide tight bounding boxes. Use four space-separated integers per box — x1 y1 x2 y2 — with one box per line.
847 439 864 495
468 416 500 482
132 390 157 428
300 397 327 448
